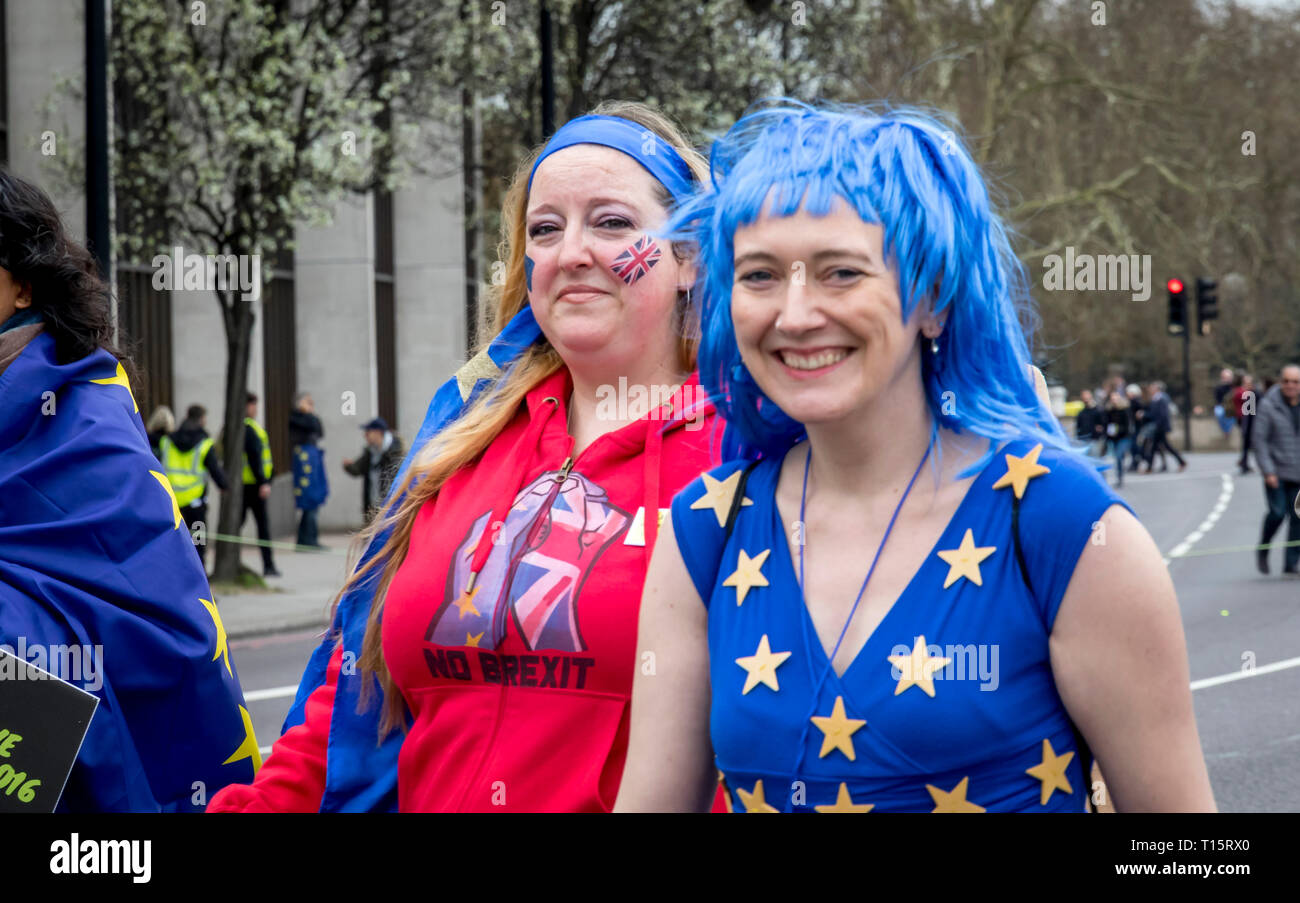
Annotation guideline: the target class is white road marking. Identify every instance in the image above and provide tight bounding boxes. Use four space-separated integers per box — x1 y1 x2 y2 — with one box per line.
244 684 299 702
1164 472 1234 565
1191 655 1300 691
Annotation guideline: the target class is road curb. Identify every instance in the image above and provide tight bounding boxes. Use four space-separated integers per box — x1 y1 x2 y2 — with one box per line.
228 616 330 642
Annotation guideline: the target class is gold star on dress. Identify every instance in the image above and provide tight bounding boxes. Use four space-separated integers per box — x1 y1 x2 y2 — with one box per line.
455 349 503 401
926 776 985 813
90 361 137 412
222 705 263 771
452 585 481 619
735 779 779 813
810 696 866 761
736 634 792 695
689 470 754 528
465 631 484 648
722 548 770 606
814 783 875 813
991 442 1051 499
149 470 183 529
1025 738 1075 805
199 598 232 677
887 635 951 698
936 528 996 588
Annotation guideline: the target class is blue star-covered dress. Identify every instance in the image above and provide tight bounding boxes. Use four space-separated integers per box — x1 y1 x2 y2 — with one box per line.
671 437 1133 813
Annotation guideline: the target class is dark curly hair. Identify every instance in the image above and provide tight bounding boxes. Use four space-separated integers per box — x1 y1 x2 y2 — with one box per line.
0 167 138 385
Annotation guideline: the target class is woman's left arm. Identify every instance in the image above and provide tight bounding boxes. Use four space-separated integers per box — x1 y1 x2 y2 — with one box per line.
1049 503 1217 812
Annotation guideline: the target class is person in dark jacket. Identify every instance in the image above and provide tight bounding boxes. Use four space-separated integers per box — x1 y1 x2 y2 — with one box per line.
241 392 279 577
160 404 230 567
289 391 329 549
342 417 404 525
1140 381 1186 473
1253 365 1300 575
1104 390 1135 488
1075 389 1106 455
1234 373 1256 475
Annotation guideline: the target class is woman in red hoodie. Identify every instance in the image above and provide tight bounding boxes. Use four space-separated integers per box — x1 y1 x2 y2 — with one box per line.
208 101 721 812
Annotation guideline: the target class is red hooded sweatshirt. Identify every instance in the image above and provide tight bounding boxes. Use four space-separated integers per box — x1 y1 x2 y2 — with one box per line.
209 367 722 812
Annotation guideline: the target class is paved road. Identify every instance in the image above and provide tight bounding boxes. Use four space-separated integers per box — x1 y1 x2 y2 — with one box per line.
228 451 1299 811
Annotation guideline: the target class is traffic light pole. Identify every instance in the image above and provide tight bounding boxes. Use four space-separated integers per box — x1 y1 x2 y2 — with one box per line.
1182 320 1192 453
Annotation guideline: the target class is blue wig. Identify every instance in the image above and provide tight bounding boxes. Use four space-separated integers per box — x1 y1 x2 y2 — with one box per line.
664 99 1074 478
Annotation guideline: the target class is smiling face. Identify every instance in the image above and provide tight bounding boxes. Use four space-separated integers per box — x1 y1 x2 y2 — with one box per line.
730 197 941 426
525 145 690 381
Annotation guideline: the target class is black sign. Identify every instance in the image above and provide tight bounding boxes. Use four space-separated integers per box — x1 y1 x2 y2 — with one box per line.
0 648 98 812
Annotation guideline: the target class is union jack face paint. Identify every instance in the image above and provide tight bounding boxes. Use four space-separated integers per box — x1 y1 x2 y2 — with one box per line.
610 236 662 285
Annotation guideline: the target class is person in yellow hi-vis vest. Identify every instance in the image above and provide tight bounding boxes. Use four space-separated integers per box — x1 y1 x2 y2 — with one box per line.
242 391 279 577
160 404 229 568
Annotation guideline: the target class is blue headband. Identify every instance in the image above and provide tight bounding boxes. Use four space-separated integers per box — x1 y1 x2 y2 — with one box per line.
527 115 696 202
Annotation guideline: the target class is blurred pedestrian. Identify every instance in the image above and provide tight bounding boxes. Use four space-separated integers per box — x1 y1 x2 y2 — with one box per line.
1126 383 1149 472
289 391 329 549
1140 381 1186 473
241 391 279 577
161 404 229 567
145 405 175 460
1233 374 1256 475
1104 390 1135 487
1253 364 1300 575
1213 368 1236 437
1076 389 1106 455
342 417 404 525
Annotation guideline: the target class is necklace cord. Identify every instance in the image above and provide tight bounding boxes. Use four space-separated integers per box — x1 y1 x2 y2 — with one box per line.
785 440 933 806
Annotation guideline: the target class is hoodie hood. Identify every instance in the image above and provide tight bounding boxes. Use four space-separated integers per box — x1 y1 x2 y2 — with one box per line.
170 421 209 452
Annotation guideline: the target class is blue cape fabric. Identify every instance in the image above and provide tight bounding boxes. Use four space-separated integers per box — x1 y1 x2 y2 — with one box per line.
282 306 543 811
292 443 329 511
0 331 259 812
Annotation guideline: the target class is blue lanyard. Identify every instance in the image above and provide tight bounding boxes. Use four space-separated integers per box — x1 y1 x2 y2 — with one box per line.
787 440 932 801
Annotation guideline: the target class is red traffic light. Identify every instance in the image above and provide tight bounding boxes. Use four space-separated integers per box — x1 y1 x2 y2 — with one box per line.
1167 278 1184 294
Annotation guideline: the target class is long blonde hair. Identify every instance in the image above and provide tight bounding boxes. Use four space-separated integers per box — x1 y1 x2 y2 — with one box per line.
341 101 709 736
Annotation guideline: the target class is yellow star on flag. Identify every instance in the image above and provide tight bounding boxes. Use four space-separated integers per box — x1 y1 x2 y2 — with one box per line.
736 634 792 695
936 528 996 588
887 635 951 698
1025 738 1075 805
991 442 1051 499
735 779 779 813
222 705 263 772
722 548 770 606
465 631 484 648
455 349 503 401
452 584 481 619
690 470 753 528
149 470 183 529
814 783 875 813
199 598 231 677
926 776 985 813
90 361 137 412
810 696 866 761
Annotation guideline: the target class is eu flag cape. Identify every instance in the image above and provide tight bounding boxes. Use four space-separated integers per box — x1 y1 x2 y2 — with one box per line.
293 443 329 511
282 307 543 811
0 331 260 811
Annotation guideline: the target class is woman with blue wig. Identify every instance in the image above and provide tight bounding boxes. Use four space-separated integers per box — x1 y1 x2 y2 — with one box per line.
616 102 1215 812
